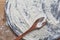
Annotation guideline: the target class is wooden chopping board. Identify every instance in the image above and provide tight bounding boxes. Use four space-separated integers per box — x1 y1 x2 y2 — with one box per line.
0 0 5 26
0 0 16 40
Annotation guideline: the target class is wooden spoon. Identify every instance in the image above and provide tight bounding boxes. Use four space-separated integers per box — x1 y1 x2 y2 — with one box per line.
15 17 47 40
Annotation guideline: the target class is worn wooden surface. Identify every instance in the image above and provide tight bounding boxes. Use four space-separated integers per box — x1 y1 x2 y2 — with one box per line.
0 0 16 40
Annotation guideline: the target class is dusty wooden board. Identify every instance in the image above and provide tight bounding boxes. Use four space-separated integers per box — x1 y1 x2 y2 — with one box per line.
0 0 16 40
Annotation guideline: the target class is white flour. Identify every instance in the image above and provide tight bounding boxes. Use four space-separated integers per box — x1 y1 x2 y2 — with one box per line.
5 0 60 40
